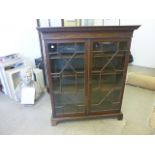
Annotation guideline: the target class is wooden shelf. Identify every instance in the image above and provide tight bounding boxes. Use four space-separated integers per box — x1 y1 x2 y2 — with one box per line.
53 83 121 95
51 71 84 77
93 50 128 53
92 69 124 75
53 87 84 94
49 52 125 59
92 84 121 92
49 54 84 60
48 51 84 55
50 69 123 78
93 53 125 58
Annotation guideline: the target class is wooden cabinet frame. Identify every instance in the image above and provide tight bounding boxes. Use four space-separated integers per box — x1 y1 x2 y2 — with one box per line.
37 26 140 125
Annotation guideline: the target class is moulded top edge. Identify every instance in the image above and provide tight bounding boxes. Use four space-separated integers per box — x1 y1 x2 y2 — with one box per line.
37 25 140 33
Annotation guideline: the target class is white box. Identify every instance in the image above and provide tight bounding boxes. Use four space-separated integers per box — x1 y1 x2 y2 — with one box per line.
5 67 45 101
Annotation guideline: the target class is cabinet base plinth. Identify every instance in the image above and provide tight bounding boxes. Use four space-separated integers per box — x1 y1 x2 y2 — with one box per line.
51 112 123 126
51 120 58 126
117 113 123 120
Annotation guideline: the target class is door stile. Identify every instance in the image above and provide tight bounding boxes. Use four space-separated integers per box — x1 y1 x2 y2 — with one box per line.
84 41 89 115
118 39 131 110
87 39 93 114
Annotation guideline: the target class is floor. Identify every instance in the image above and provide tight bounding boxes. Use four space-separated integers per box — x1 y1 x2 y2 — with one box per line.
0 65 155 135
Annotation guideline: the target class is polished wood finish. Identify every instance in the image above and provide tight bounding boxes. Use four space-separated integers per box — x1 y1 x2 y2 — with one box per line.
38 26 140 126
37 26 140 32
51 112 123 126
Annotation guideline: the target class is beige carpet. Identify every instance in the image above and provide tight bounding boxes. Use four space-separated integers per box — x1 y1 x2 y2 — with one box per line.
149 108 155 128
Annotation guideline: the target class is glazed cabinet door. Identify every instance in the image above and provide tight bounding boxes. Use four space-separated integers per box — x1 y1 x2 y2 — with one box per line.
45 40 88 117
89 40 129 113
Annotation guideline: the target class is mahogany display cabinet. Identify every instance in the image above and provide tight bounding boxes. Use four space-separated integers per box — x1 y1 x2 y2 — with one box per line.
37 26 140 125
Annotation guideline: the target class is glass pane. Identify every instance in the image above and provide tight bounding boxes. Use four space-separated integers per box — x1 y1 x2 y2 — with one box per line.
48 42 86 116
48 43 85 54
91 41 128 112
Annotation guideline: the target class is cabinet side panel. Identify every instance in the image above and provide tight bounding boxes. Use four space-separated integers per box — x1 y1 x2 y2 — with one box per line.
43 41 56 117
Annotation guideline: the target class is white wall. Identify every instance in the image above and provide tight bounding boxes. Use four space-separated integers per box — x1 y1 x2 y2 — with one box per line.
0 19 41 66
0 19 155 68
121 19 155 68
93 19 155 68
